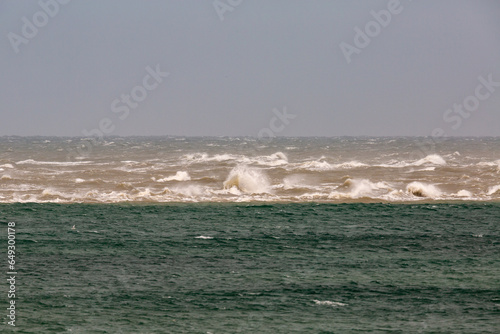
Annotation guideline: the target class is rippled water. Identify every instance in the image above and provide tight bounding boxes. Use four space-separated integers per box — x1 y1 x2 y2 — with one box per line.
1 137 499 203
2 203 499 333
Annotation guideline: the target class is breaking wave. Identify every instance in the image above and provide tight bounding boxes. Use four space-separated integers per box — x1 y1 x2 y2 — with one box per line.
406 182 442 198
16 159 94 166
223 165 271 194
153 171 191 182
328 178 390 199
487 185 500 196
182 152 288 166
414 154 446 166
2 137 500 203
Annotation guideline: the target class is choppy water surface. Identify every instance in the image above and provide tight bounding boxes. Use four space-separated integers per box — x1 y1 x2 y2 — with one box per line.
2 203 499 333
1 136 499 203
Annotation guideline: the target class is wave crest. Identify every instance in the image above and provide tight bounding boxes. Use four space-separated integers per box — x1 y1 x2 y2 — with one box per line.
414 154 446 166
223 165 271 194
406 182 442 198
154 171 191 182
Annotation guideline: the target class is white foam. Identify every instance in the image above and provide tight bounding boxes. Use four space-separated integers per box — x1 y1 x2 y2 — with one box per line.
258 152 288 166
16 159 93 166
406 182 442 198
456 189 473 197
477 159 500 167
172 185 204 197
332 161 367 169
155 171 191 182
41 188 68 198
414 154 446 166
223 165 271 194
313 300 347 307
136 188 152 198
282 175 310 190
417 167 436 172
299 192 329 200
329 178 390 199
182 152 288 167
0 164 14 169
1 175 12 180
211 154 240 162
75 178 85 183
299 160 332 171
299 159 367 171
477 160 500 172
182 152 235 164
487 185 500 196
195 236 213 239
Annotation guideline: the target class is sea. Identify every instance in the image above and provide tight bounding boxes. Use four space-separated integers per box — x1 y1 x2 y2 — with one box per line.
1 136 499 333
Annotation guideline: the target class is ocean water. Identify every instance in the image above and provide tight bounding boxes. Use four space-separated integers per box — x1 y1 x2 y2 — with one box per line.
1 137 499 332
1 136 500 203
1 203 499 333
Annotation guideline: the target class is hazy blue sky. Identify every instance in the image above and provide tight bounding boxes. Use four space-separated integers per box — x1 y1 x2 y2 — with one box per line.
1 0 499 137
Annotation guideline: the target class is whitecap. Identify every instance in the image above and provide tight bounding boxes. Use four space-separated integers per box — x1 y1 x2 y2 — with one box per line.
257 152 288 166
332 161 367 169
16 159 93 166
155 171 191 182
223 165 271 194
41 188 69 198
329 178 390 199
299 160 332 171
0 164 14 169
282 175 310 190
172 185 205 197
414 154 446 166
406 182 442 198
456 189 472 197
417 167 436 172
487 185 500 196
313 300 347 307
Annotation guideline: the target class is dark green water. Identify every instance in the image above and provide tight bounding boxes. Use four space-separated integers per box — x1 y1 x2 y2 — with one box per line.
1 203 499 333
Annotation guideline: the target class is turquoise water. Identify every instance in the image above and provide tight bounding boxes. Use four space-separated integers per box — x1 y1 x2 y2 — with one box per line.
2 203 500 333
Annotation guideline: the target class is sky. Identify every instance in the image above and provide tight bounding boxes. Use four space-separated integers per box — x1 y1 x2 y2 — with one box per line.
1 0 499 137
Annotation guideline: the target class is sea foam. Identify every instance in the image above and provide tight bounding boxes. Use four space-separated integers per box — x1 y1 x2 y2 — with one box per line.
223 165 271 194
406 182 442 198
487 185 500 196
154 171 191 182
313 300 347 307
414 154 446 166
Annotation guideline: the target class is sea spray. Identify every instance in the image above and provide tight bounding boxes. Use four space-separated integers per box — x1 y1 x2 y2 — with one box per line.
407 182 442 198
223 165 271 194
